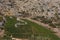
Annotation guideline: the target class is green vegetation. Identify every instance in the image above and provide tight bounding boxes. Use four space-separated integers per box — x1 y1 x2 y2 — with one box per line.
0 16 3 22
23 19 60 40
49 23 56 28
4 16 33 38
32 16 57 28
4 16 60 40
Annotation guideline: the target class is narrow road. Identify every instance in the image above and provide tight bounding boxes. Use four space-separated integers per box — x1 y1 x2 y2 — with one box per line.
26 18 60 38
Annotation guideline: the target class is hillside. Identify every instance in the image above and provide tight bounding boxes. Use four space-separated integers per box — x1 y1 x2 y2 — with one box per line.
0 0 60 40
0 0 60 17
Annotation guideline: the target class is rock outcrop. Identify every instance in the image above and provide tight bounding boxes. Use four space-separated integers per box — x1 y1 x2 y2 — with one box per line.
0 0 60 18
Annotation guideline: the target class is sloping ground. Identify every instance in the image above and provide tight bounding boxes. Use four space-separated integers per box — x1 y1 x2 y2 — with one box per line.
0 0 60 17
4 16 60 40
26 18 60 37
4 16 38 39
23 19 60 40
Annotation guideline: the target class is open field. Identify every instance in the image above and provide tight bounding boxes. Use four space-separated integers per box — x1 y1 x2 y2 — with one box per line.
23 19 60 40
4 16 60 40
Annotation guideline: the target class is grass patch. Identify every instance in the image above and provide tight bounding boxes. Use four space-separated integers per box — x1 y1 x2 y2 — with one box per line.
23 19 60 40
4 16 60 40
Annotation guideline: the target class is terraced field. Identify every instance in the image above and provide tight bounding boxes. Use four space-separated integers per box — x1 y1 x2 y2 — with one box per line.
4 16 60 40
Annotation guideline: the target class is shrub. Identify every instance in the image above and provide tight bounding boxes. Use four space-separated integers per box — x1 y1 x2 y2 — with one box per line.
49 23 56 28
0 16 3 22
41 19 52 24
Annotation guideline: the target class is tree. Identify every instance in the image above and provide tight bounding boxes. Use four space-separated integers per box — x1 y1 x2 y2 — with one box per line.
0 16 3 22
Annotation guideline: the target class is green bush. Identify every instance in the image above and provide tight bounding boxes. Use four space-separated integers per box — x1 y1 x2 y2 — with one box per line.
49 23 56 28
41 19 52 24
0 16 3 22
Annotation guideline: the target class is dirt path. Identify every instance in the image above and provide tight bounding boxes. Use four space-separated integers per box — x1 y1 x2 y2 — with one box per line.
26 18 60 38
0 29 5 37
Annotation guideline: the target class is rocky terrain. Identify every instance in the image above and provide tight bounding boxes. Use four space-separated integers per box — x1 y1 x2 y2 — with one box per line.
0 0 60 17
0 0 60 40
0 0 60 27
